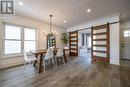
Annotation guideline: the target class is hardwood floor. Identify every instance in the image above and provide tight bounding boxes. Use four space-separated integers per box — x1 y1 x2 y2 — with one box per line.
121 59 130 67
0 56 130 87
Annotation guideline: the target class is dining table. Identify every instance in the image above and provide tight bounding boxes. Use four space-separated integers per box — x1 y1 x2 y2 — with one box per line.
30 48 69 73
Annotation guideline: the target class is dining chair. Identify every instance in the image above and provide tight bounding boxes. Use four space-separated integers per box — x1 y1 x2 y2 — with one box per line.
55 49 65 67
43 48 55 72
23 50 37 66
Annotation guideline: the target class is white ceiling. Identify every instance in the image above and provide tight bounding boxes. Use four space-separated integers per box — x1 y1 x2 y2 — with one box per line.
15 0 130 28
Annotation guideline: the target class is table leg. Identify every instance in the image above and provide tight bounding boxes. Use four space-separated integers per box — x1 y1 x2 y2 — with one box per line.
34 54 38 67
38 54 43 73
63 51 67 63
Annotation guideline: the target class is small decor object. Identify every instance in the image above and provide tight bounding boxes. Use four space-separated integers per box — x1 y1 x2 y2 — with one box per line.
61 32 68 48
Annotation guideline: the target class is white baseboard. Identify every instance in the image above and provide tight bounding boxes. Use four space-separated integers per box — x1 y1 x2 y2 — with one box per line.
110 60 120 65
0 57 24 69
0 61 24 69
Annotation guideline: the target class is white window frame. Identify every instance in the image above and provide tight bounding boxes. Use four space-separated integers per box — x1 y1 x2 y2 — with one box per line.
24 28 36 52
3 24 22 56
1 22 37 58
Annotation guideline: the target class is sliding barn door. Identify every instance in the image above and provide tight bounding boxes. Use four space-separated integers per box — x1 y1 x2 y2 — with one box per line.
91 23 110 62
69 31 78 56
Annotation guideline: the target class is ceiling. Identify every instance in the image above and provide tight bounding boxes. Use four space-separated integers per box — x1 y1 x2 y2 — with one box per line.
15 0 130 28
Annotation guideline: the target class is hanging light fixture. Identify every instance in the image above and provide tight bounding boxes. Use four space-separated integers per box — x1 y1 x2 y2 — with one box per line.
43 15 57 36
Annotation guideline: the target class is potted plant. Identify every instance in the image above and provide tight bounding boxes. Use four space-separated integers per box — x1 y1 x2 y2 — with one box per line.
61 32 68 49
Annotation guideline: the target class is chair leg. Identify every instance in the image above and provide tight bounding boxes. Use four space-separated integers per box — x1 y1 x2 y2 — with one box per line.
55 57 57 67
48 60 50 65
43 61 46 73
62 57 65 65
26 62 30 69
23 62 27 68
24 62 30 69
24 62 27 66
28 62 30 65
52 58 56 68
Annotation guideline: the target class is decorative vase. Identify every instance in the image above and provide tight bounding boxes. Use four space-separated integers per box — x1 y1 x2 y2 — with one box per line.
64 44 68 49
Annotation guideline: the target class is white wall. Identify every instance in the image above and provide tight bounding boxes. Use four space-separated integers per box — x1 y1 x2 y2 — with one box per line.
120 21 130 59
78 29 91 47
78 32 82 47
120 21 130 29
0 15 67 69
68 15 120 65
110 23 120 65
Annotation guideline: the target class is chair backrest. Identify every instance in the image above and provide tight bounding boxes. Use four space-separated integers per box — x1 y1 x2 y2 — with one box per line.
23 50 29 62
44 48 54 59
56 49 63 57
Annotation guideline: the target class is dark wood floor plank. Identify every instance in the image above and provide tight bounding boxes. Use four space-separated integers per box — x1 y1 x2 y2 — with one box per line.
0 56 130 87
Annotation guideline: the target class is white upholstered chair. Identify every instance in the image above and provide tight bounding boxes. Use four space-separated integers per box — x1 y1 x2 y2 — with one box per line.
55 49 65 67
23 50 36 66
43 48 55 72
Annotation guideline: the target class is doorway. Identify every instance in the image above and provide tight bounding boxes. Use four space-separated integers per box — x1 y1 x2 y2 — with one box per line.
121 29 130 67
69 24 110 63
78 29 91 60
91 24 110 62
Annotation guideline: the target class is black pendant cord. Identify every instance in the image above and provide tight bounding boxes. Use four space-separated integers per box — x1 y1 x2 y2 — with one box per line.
49 15 53 33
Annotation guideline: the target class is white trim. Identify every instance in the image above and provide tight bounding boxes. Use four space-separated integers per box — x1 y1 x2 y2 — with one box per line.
0 61 24 69
21 26 24 54
1 22 37 58
1 54 23 59
120 27 130 29
23 28 36 52
110 60 120 65
1 22 5 57
2 22 36 29
3 23 22 55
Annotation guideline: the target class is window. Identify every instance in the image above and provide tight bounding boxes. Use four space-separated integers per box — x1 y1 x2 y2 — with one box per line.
24 28 36 52
4 25 21 54
124 30 130 37
3 24 36 56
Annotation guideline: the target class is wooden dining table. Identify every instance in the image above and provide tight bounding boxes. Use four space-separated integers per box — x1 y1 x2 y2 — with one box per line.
30 48 69 73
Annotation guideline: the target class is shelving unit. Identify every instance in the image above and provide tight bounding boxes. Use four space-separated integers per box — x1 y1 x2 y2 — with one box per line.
69 31 78 56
